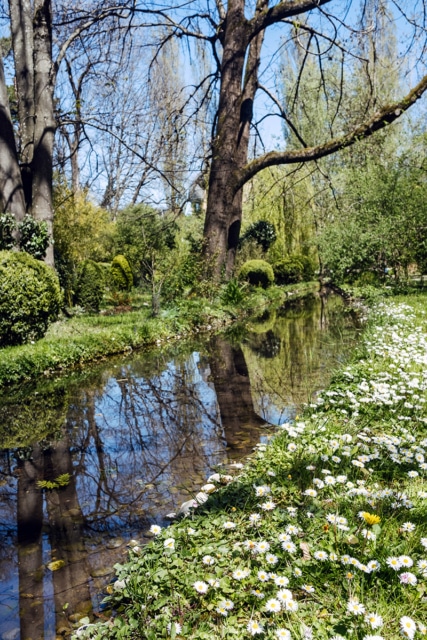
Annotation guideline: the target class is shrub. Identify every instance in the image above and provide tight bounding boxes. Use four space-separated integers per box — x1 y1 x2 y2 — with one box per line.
240 220 277 252
238 259 274 288
74 260 105 312
273 256 304 285
111 255 133 291
0 250 62 346
18 214 49 259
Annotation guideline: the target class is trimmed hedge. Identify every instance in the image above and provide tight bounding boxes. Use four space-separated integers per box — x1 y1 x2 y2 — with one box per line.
0 250 62 346
111 254 133 291
273 254 316 285
75 260 105 312
238 259 274 288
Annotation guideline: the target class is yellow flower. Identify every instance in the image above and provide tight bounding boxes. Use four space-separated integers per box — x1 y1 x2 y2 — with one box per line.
360 511 381 525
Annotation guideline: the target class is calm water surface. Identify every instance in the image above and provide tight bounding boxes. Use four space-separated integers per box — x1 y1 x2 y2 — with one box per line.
0 294 359 640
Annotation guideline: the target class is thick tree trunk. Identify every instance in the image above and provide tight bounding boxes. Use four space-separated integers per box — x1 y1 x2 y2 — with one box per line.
203 0 267 278
0 54 26 224
10 0 35 207
32 0 55 266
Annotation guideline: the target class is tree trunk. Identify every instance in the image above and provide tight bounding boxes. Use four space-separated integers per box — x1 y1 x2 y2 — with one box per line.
32 0 55 266
204 0 267 279
0 54 26 225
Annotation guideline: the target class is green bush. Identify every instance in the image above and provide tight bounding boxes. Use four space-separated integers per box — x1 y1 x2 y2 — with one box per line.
74 260 105 312
238 259 274 288
111 255 133 291
273 256 304 285
0 250 62 346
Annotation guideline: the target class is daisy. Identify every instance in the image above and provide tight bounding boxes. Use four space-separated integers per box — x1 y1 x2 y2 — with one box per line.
301 584 315 593
249 513 262 525
149 524 162 535
251 589 265 599
256 540 270 553
314 550 328 561
222 599 234 610
304 489 317 497
164 538 175 550
400 616 417 639
265 598 281 613
401 522 416 533
399 555 413 568
202 555 215 565
266 553 278 565
257 570 270 582
275 575 290 587
247 620 264 636
399 572 417 585
216 604 228 616
282 541 297 553
223 521 236 529
347 598 365 615
260 500 276 511
365 613 383 629
386 556 402 570
255 485 271 497
284 599 298 612
207 578 220 588
193 581 209 594
276 630 291 639
232 568 250 580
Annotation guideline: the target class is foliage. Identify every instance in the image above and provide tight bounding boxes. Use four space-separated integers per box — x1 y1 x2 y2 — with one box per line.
111 254 133 292
37 473 70 490
220 278 247 306
238 259 274 288
240 220 277 252
0 212 49 258
0 212 16 250
0 250 62 346
273 256 304 285
75 260 105 312
53 181 114 302
18 214 49 259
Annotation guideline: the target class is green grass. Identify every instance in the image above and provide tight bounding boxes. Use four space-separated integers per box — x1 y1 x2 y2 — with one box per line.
0 282 319 389
72 294 427 640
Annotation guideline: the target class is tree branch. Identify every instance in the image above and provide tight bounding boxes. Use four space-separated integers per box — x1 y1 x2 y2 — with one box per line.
249 0 334 37
235 72 427 192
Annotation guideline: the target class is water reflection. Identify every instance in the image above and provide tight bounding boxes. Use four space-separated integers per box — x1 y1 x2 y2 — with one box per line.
0 293 358 640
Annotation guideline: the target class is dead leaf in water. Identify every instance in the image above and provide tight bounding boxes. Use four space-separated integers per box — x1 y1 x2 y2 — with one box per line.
47 560 65 571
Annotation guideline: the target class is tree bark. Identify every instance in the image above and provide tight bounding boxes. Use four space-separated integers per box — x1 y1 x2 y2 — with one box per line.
0 54 26 223
32 0 55 266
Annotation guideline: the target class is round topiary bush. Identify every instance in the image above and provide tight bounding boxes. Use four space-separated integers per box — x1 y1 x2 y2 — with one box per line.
238 259 274 288
74 260 105 312
0 250 62 346
111 254 133 291
273 256 304 285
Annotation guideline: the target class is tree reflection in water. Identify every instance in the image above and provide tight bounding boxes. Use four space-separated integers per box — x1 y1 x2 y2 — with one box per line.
0 292 358 639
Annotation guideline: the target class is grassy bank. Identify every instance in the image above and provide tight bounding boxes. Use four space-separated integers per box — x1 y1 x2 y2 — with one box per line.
0 281 318 389
74 294 427 640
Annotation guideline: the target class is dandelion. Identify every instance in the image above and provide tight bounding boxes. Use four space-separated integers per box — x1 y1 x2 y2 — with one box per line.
193 581 209 594
347 598 365 615
202 555 215 565
365 613 383 629
247 620 264 635
359 511 381 525
164 538 175 550
399 572 417 585
276 630 292 639
149 524 162 535
400 616 417 639
265 598 281 613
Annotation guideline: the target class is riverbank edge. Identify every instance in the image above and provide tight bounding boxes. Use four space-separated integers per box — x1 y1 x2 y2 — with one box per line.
75 293 427 640
0 281 319 390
